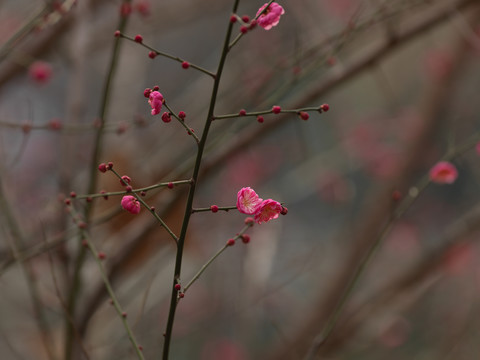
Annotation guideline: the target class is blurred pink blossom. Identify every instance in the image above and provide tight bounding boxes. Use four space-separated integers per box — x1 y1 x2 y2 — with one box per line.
423 49 452 80
121 195 141 214
378 317 410 348
237 187 262 214
317 171 351 204
429 161 458 184
385 222 420 255
29 61 52 84
135 0 150 17
323 0 355 20
201 339 248 360
256 2 285 30
443 242 475 275
476 142 480 155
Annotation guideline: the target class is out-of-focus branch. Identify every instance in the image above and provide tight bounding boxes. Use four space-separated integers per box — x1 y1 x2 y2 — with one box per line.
64 1 133 358
320 199 480 356
0 174 56 360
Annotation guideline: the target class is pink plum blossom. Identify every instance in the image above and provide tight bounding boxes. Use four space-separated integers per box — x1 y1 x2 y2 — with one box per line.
254 199 282 224
429 161 458 184
121 195 141 214
236 187 263 214
29 61 52 84
148 91 163 115
135 0 151 17
256 2 285 30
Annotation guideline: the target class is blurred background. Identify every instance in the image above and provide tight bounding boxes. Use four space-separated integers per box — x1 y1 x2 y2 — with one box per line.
1 0 480 359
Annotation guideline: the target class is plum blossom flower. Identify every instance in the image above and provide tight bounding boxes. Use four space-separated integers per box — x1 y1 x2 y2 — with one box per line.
121 195 141 214
254 199 282 224
256 2 285 30
237 187 263 214
429 161 458 184
148 91 163 115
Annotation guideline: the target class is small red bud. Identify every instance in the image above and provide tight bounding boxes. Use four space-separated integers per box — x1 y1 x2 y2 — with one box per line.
70 191 76 198
178 111 186 119
122 312 127 318
125 186 132 193
107 161 114 169
150 206 155 211
161 112 172 123
240 25 248 34
272 106 281 114
114 30 121 38
98 163 107 172
257 115 264 123
86 197 92 203
98 252 106 260
100 190 108 200
244 217 255 225
249 20 257 29
49 118 62 130
143 88 152 98
299 111 309 120
120 175 131 186
174 284 181 291
167 182 174 189
210 205 219 213
230 15 237 23
134 34 143 43
320 104 330 112
241 15 250 22
280 206 288 215
148 51 157 59
227 238 235 246
140 191 147 197
64 198 71 205
78 221 87 229
179 292 185 298
153 85 159 91
181 61 190 69
241 234 250 244
239 109 247 116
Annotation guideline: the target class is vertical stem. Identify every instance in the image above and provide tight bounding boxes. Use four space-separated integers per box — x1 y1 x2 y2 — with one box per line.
64 3 132 359
0 175 56 360
161 1 240 359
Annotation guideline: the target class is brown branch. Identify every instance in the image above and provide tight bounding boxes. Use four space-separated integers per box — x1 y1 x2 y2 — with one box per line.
319 200 480 356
